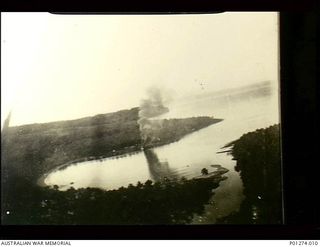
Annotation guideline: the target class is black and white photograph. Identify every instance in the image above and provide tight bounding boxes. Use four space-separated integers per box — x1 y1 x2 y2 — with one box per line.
1 12 282 225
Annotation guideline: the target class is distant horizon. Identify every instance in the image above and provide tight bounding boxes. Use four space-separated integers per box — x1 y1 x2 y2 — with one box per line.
4 80 276 128
2 12 278 127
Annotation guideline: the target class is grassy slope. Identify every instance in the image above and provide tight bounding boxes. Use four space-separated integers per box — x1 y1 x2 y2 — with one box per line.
2 107 221 183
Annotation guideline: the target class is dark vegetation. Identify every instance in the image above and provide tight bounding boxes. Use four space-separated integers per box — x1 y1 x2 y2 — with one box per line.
1 107 221 184
201 168 209 175
1 108 141 184
1 105 281 224
1 175 226 225
1 107 223 224
217 124 282 224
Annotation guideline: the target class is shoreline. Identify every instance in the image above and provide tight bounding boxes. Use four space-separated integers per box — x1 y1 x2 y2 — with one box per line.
39 160 230 191
37 118 223 189
194 165 229 180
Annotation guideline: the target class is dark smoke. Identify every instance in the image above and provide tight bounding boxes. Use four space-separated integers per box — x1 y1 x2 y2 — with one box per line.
138 87 170 147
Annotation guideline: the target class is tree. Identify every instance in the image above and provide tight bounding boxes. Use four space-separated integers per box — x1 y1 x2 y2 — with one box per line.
201 168 208 175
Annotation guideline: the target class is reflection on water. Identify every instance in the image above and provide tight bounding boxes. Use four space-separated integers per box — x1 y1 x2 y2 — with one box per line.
44 81 279 223
144 149 177 181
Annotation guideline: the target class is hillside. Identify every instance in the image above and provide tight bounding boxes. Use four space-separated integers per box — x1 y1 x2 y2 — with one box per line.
218 124 282 224
2 107 222 183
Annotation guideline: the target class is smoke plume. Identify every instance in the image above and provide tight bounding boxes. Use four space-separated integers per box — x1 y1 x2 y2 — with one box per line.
138 87 171 147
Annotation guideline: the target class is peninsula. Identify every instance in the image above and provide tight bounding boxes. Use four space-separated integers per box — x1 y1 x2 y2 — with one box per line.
2 107 222 183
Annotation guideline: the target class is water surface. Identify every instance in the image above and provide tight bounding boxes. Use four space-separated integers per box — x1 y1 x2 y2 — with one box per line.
45 82 279 223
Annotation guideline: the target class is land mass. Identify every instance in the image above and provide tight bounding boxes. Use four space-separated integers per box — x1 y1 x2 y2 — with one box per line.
217 124 282 224
2 107 222 184
2 173 227 225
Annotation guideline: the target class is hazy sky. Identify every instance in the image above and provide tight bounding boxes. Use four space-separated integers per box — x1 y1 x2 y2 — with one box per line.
1 12 278 127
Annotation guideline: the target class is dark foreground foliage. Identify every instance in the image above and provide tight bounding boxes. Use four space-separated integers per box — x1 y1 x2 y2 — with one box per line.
218 124 282 224
2 175 225 225
1 107 223 225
